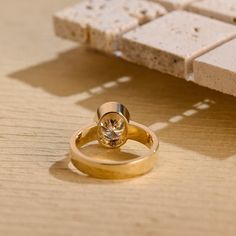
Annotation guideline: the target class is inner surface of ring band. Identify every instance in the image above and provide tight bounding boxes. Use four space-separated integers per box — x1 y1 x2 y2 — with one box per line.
71 121 158 178
75 123 154 149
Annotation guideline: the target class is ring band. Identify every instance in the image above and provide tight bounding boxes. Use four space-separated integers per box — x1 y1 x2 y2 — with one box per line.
70 121 159 179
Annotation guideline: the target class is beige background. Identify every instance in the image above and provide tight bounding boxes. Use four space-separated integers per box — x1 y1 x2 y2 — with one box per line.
1 0 236 235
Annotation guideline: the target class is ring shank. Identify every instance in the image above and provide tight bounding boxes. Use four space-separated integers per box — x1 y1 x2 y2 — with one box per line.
70 121 159 179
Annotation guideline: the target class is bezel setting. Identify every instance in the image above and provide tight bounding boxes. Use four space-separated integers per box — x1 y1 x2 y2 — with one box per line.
96 102 130 148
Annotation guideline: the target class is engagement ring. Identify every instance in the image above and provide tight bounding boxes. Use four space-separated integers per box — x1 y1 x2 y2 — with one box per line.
70 102 159 179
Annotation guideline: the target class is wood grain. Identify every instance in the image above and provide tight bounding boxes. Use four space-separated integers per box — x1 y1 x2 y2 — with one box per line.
1 1 236 236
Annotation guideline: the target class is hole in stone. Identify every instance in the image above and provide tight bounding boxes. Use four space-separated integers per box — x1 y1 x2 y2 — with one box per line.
86 5 93 10
194 27 199 32
71 31 76 37
140 10 147 15
99 4 105 9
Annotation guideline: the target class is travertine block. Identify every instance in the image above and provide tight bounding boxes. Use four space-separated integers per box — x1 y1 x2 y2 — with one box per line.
194 39 236 97
121 11 236 78
54 0 166 53
152 0 199 11
187 0 236 25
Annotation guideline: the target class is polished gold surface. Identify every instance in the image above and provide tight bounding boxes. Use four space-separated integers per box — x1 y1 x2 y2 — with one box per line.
70 121 159 179
96 101 130 122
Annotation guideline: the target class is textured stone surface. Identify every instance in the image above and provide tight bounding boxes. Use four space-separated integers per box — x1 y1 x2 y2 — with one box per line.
152 0 199 11
121 11 236 79
187 0 236 25
194 38 236 97
54 0 166 53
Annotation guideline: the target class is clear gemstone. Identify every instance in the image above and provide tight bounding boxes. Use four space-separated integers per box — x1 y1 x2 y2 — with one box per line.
97 112 127 148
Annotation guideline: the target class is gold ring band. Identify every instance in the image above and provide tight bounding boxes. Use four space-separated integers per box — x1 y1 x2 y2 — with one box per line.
70 121 159 179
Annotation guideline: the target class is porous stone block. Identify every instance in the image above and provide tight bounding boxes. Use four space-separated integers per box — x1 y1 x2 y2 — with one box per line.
152 0 199 11
53 0 166 53
194 39 236 97
121 11 236 78
187 0 236 25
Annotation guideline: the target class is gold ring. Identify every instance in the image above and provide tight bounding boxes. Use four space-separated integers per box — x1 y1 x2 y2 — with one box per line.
70 102 159 179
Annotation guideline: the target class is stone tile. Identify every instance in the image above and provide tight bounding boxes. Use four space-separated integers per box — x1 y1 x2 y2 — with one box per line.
187 0 236 25
152 0 199 11
53 0 166 53
194 38 236 97
121 11 236 78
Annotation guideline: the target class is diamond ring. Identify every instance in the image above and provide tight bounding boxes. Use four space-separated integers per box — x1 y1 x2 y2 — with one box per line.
70 102 159 179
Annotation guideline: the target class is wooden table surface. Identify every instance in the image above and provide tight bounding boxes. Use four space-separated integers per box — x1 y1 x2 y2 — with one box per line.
1 1 236 235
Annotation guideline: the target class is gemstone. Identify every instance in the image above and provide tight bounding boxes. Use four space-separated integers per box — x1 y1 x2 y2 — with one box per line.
97 112 127 148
